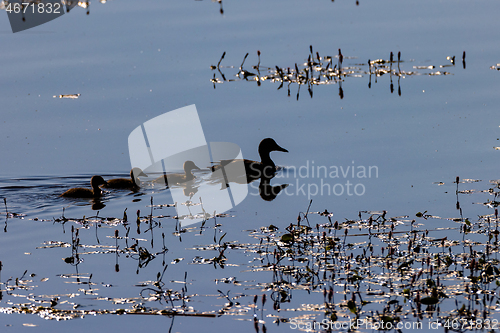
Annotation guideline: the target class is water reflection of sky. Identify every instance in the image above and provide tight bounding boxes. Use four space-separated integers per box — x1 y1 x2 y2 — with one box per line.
0 0 498 214
2 0 500 331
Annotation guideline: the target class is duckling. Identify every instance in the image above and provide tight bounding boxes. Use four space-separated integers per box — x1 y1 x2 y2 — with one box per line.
60 175 107 198
211 138 288 182
102 168 147 191
154 161 201 186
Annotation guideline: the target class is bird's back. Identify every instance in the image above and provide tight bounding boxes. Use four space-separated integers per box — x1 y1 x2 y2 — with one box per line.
102 178 136 189
60 187 97 198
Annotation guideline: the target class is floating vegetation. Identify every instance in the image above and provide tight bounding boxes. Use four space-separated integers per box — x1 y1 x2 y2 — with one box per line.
197 0 224 15
195 0 361 16
0 304 218 320
53 94 81 99
3 176 500 331
211 47 466 100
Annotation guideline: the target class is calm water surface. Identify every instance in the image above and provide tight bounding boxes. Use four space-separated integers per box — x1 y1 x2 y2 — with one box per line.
1 0 500 332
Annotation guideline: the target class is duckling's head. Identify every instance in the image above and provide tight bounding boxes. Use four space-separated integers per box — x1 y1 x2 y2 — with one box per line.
131 167 147 182
131 167 147 186
183 161 201 173
259 138 288 155
90 175 107 188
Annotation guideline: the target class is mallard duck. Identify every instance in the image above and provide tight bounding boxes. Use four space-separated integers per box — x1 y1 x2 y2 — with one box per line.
60 175 107 198
102 168 147 191
154 161 201 186
211 138 288 182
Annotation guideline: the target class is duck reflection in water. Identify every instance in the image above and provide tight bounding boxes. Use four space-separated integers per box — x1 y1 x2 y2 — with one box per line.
258 177 289 201
101 168 147 192
210 138 289 201
91 200 106 210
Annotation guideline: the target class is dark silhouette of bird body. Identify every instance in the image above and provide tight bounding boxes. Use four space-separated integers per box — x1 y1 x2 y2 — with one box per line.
211 138 288 183
61 175 107 198
154 161 201 186
102 168 147 191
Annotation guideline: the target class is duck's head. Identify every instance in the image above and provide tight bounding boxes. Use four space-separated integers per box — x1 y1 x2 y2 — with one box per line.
259 138 288 155
131 167 147 179
183 160 201 173
90 175 107 188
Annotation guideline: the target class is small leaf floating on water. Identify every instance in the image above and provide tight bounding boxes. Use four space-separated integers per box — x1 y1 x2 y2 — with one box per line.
420 296 439 305
63 257 74 264
347 300 357 314
268 224 278 231
280 233 293 244
54 94 81 99
416 211 427 218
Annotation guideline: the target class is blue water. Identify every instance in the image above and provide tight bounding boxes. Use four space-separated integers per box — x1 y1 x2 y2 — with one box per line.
2 0 500 331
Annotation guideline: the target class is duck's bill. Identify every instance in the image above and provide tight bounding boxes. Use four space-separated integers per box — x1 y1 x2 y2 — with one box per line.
277 146 289 153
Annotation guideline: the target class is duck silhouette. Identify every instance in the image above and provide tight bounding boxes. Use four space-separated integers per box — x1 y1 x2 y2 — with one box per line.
60 175 107 198
154 161 201 186
211 138 288 183
102 168 147 191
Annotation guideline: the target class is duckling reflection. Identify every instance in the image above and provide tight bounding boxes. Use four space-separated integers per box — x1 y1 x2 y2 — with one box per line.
102 168 147 191
210 138 288 183
258 177 289 201
60 175 107 198
154 161 201 187
91 200 106 210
